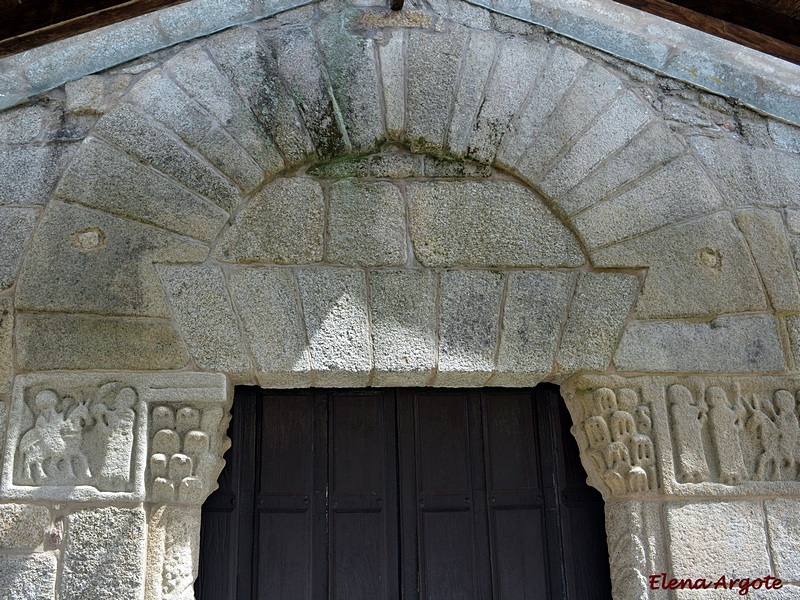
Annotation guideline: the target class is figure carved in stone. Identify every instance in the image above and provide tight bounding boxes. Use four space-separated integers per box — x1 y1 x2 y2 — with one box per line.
18 390 92 483
707 386 747 486
668 384 709 483
149 404 223 504
745 394 781 481
92 385 137 489
580 387 658 495
775 391 800 479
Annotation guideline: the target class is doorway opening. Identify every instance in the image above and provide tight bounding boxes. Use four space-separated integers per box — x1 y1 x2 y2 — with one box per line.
196 385 611 599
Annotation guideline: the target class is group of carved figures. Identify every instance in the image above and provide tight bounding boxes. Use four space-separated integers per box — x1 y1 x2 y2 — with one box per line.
149 404 222 503
669 384 800 485
16 384 136 490
582 387 658 495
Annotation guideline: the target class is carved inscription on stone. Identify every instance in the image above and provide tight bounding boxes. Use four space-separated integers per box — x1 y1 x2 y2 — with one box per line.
568 382 659 497
1 372 228 502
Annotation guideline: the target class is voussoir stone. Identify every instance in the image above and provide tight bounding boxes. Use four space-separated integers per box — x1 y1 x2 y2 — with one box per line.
16 201 208 318
614 314 785 373
16 312 189 371
0 553 57 600
0 299 10 397
437 270 504 387
369 269 437 386
158 265 252 378
0 504 49 549
296 267 372 386
377 31 404 138
592 212 766 319
556 272 639 372
408 180 584 267
55 137 228 242
0 207 36 291
327 180 406 266
0 145 71 206
494 271 574 385
214 177 324 264
61 507 146 600
228 267 311 388
573 155 724 249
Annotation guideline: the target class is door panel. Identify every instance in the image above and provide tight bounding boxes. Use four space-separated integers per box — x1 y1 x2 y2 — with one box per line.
197 386 612 600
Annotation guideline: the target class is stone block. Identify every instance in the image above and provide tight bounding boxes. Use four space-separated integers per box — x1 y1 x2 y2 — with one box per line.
556 272 639 372
574 156 724 249
146 505 202 600
497 45 586 168
769 120 800 154
307 156 370 178
437 270 504 386
214 177 324 264
61 507 146 600
16 313 189 372
327 180 406 266
261 27 350 158
558 122 683 215
765 498 800 581
0 145 68 206
785 314 800 370
164 44 283 175
446 31 497 157
614 315 785 373
467 36 548 164
297 268 371 386
228 267 311 388
0 207 37 290
691 137 800 208
128 71 212 146
369 269 436 386
95 104 241 212
65 75 106 114
197 126 265 193
514 62 623 181
539 91 651 201
369 153 423 178
408 180 584 267
424 156 491 177
425 0 492 29
206 27 314 166
0 103 49 143
0 553 57 599
158 265 252 378
735 209 800 312
56 137 228 242
592 212 767 319
0 399 6 464
156 0 254 41
16 201 208 318
0 504 49 549
494 271 574 385
666 501 770 580
406 28 467 152
0 300 8 396
377 31 405 138
316 12 384 151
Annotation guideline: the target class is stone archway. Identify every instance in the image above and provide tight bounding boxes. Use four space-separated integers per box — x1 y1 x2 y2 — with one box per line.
2 0 800 598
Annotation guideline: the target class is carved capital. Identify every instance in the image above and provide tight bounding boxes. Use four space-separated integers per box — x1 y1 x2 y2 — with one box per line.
0 372 230 504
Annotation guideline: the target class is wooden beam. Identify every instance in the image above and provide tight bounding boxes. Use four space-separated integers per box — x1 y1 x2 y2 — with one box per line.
0 0 191 58
612 0 800 65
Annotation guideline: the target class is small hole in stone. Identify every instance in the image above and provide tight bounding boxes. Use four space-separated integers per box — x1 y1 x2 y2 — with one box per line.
71 227 106 251
698 247 721 268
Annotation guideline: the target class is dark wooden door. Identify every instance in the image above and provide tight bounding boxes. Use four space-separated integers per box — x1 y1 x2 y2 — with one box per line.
196 386 611 600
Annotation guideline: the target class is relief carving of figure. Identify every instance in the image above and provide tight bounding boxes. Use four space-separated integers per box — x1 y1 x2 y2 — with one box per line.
775 391 800 479
707 386 747 485
745 395 781 481
18 390 93 483
92 386 137 489
668 384 709 483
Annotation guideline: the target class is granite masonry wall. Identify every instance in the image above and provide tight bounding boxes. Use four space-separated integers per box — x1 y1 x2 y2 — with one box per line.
2 0 800 598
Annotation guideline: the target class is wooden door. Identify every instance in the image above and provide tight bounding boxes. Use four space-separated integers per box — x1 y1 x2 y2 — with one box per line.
196 386 611 600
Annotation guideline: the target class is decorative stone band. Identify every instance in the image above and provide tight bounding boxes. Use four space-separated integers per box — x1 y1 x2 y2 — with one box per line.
0 371 230 504
563 376 800 499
